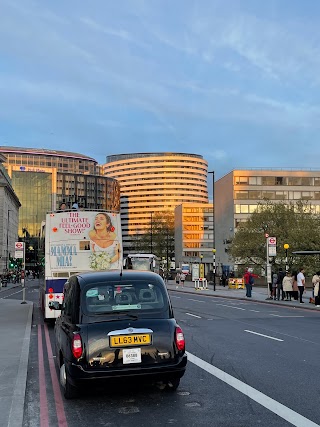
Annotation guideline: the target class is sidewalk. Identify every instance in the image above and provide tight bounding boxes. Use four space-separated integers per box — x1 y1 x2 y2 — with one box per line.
166 279 319 310
0 281 33 427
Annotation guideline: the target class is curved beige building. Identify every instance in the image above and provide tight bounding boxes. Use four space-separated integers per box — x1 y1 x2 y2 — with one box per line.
103 152 208 253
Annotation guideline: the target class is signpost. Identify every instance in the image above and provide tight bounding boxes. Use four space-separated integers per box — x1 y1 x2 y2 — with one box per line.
15 242 27 304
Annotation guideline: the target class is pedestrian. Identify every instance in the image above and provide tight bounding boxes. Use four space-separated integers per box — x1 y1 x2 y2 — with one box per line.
272 271 278 300
175 273 180 288
312 271 320 307
179 272 186 287
292 271 299 300
276 268 285 300
221 272 227 287
243 267 259 298
282 271 293 301
297 267 306 304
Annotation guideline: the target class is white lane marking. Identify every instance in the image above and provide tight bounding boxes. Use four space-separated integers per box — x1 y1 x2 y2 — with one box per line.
1 289 22 299
170 295 181 299
270 314 304 318
185 312 201 319
187 351 319 427
250 310 260 313
216 304 246 311
244 330 283 342
188 298 205 303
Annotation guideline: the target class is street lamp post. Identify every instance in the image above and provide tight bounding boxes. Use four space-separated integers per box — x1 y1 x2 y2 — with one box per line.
284 244 290 272
208 171 215 291
150 211 153 254
212 249 216 291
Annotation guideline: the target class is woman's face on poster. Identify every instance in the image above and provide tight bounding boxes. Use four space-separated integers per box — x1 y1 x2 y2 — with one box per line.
94 214 109 231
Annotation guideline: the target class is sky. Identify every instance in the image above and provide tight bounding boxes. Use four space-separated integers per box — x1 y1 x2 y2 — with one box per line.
1 0 320 184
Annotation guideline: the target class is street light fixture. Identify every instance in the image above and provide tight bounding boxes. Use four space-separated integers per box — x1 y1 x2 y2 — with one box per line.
150 211 153 254
208 171 215 291
284 243 290 272
212 249 216 291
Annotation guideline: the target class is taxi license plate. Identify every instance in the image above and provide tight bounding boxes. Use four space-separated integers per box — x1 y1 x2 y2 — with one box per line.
110 334 151 347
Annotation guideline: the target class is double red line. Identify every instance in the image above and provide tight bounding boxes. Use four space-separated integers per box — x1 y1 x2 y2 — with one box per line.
37 324 68 427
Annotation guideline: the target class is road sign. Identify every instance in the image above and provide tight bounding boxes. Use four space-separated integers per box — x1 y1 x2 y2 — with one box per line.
268 237 277 256
15 251 23 259
15 242 24 250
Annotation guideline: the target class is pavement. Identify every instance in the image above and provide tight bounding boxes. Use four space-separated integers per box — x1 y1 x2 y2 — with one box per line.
0 281 33 427
0 278 318 427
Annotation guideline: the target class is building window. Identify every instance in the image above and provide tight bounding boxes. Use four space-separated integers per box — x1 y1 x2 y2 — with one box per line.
262 176 276 185
261 191 274 199
235 191 249 199
275 191 287 200
234 176 248 185
276 177 284 185
248 190 261 199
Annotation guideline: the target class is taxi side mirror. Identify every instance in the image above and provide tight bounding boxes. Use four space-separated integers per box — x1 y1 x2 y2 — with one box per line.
48 301 62 310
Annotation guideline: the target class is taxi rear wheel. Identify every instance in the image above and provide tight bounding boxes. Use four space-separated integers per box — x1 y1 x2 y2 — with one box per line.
166 377 180 391
60 361 78 399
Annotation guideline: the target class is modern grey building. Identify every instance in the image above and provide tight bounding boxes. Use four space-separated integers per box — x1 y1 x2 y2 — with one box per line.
215 169 320 274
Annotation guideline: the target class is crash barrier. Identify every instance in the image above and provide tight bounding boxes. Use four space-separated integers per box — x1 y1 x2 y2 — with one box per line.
228 278 245 289
194 278 208 290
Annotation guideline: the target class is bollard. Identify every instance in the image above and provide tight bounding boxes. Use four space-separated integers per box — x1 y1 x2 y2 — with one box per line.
21 278 27 304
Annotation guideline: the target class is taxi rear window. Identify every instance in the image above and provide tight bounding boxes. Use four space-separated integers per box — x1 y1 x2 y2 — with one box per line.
83 281 167 314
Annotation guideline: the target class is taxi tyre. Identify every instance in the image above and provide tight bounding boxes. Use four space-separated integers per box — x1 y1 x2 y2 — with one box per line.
60 359 79 399
166 377 180 391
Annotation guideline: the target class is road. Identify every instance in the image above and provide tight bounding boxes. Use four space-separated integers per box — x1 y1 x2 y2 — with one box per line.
3 281 320 427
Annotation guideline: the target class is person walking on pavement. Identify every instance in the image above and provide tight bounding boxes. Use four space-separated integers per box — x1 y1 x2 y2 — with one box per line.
297 267 306 304
175 273 180 289
276 268 285 300
179 272 186 287
282 271 293 300
312 271 320 307
292 271 299 300
272 271 278 300
243 267 259 298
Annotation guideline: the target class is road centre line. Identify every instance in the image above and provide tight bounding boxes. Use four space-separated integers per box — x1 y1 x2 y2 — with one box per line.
187 298 205 303
244 330 283 341
270 314 304 318
216 304 246 311
185 312 202 319
187 351 318 427
249 310 260 313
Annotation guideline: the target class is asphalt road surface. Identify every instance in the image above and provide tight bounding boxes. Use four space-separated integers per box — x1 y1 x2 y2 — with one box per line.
4 281 320 427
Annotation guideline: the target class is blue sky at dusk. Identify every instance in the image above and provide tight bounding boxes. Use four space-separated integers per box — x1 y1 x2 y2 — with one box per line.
1 0 320 182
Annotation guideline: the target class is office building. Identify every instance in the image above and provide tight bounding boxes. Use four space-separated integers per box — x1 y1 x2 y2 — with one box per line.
0 146 120 263
0 154 20 273
215 169 320 274
174 202 214 276
103 153 208 254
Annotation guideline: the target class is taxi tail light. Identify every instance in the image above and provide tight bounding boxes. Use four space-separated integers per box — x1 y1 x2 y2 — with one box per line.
175 326 185 351
72 333 83 359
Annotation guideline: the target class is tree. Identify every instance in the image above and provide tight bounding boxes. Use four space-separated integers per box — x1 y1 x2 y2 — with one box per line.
130 211 175 262
228 200 320 275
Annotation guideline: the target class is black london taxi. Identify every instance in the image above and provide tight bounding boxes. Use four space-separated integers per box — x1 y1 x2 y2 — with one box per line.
49 270 187 399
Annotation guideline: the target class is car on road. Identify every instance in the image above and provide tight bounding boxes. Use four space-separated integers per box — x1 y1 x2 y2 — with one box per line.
49 270 187 399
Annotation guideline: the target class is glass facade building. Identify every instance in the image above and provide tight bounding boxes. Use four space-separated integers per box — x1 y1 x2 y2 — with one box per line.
0 147 120 264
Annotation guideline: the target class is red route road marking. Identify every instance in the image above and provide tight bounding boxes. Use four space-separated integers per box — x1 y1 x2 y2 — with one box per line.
44 323 68 427
38 325 49 427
